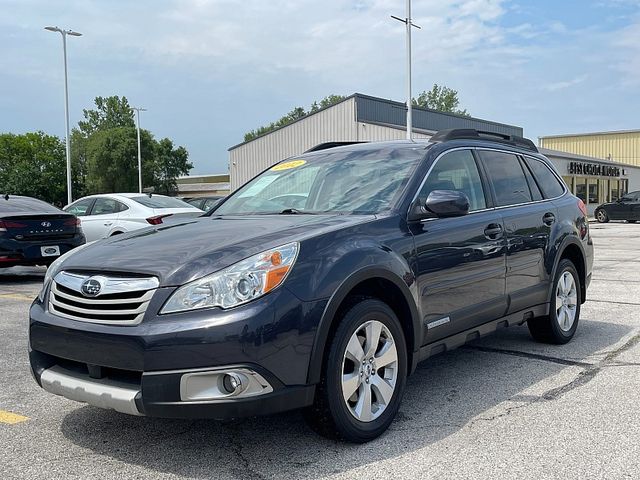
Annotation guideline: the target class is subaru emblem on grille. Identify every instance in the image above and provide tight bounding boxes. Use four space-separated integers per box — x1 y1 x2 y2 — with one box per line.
81 278 103 297
41 221 52 228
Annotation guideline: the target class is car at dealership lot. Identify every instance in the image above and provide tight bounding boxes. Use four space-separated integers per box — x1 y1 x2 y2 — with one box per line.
64 193 203 242
185 196 225 212
594 190 640 223
29 129 593 442
0 195 85 267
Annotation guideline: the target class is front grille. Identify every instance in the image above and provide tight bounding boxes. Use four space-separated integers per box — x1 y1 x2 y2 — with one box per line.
49 271 159 326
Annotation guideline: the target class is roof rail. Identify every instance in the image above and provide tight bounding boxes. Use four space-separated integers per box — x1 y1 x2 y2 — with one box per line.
305 141 367 153
430 129 538 153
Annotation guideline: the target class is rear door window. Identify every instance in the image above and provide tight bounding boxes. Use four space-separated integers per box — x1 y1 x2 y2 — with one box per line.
91 198 120 216
522 157 565 199
479 151 532 207
519 158 543 201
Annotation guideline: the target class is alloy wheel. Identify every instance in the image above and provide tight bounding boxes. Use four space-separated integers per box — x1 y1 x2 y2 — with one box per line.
555 271 578 332
597 210 607 222
341 320 398 422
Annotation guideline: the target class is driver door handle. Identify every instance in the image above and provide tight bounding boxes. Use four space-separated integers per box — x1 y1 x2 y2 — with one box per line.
484 223 503 239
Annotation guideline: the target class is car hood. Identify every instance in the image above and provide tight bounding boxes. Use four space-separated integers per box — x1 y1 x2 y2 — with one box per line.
59 214 374 286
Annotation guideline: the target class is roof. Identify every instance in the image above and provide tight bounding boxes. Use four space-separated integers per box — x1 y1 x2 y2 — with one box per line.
540 129 640 140
229 93 523 150
539 147 640 168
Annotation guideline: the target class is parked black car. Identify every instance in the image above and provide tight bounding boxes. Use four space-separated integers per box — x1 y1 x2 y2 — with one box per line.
594 190 640 223
0 195 85 268
29 129 593 442
185 196 225 212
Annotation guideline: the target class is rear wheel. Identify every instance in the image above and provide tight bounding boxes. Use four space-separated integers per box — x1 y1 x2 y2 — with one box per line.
528 259 581 344
304 298 407 442
595 209 609 223
628 220 637 224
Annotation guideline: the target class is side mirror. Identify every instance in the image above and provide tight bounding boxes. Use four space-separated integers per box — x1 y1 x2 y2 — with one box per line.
408 190 470 221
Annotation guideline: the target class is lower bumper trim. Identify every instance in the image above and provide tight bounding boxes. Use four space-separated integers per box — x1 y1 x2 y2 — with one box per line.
40 365 142 416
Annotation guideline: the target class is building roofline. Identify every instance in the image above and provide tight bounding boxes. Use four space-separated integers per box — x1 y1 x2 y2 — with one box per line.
539 147 639 168
228 93 522 151
228 94 358 151
353 93 522 131
540 129 640 140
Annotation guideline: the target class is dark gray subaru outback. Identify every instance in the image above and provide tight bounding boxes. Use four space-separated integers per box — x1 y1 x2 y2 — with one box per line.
29 129 593 442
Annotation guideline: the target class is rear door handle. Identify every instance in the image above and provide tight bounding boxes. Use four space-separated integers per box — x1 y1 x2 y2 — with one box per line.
484 223 503 239
542 213 555 226
104 222 113 226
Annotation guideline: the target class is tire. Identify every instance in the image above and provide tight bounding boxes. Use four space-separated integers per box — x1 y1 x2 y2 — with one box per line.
304 298 407 443
528 259 581 344
628 220 637 224
595 209 609 223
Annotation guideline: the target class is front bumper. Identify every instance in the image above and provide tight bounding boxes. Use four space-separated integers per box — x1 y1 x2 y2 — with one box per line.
29 287 326 419
32 355 315 419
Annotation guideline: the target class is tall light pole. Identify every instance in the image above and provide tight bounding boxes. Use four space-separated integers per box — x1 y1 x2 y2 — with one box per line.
132 107 147 193
45 26 82 205
392 1 421 141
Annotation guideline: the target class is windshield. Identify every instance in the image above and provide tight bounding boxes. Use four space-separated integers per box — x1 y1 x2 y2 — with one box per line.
215 147 424 215
132 196 197 209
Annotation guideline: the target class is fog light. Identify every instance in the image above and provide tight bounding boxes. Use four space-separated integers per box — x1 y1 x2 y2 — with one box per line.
222 373 243 394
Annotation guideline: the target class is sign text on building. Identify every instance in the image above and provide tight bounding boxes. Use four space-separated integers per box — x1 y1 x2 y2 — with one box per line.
568 162 621 177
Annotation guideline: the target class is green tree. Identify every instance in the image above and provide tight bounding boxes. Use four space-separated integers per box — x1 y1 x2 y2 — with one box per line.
0 132 69 206
77 96 135 136
244 94 346 142
151 139 192 195
72 95 192 196
412 84 469 116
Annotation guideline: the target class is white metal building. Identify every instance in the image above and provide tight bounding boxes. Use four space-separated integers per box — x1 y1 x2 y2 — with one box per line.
228 93 522 190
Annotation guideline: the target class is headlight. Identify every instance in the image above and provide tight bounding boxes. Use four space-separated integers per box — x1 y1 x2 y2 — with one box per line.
161 242 299 314
38 242 93 302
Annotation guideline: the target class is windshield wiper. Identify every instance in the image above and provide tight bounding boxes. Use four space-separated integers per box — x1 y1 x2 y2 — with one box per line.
279 208 317 215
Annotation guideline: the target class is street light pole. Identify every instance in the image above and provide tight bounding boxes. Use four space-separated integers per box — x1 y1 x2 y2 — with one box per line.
45 26 82 205
133 107 147 193
391 1 421 141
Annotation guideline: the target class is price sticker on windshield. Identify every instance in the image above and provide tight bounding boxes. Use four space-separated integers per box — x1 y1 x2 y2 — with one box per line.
271 160 306 171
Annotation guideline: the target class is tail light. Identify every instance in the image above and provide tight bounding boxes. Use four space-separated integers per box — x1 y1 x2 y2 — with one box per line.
146 214 173 225
577 199 588 217
63 217 81 226
0 220 27 232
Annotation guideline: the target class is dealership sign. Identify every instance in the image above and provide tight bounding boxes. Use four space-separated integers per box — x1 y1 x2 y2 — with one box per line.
568 161 621 177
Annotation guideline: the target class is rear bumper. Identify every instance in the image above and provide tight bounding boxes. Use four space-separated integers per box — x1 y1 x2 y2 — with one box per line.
0 235 85 266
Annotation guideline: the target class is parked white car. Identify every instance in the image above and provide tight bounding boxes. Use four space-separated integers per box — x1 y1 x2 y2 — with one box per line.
64 193 203 242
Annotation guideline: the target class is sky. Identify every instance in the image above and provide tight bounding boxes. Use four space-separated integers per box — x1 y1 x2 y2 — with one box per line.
2 0 640 175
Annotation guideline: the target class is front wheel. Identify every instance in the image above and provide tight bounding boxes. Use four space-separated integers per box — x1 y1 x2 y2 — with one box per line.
596 209 609 223
304 298 407 442
528 259 581 344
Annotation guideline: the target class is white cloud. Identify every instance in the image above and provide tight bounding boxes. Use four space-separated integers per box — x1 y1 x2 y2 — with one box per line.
543 74 589 92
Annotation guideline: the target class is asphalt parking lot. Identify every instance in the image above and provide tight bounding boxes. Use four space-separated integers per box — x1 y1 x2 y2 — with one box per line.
1 223 639 479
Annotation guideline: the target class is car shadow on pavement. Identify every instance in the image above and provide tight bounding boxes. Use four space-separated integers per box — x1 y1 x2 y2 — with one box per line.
60 318 631 479
0 266 45 285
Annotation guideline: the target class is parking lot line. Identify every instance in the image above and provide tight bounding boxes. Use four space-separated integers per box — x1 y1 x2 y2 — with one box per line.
0 293 34 301
0 410 29 424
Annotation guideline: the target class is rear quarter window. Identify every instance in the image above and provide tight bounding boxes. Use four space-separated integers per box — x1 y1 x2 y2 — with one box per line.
132 196 196 209
523 157 565 199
